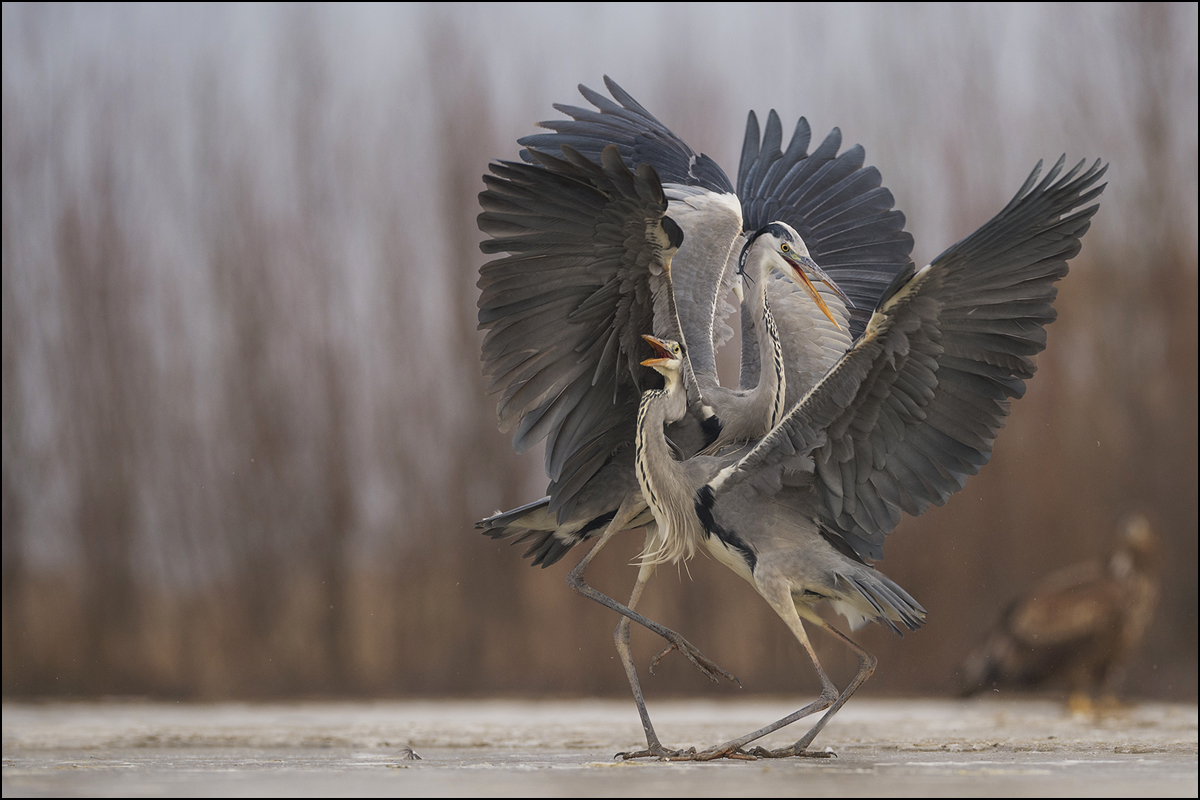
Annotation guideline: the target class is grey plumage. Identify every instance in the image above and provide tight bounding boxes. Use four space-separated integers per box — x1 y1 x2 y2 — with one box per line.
737 111 914 342
627 156 1106 760
717 158 1107 562
476 142 675 569
480 77 910 565
478 144 674 513
477 77 912 759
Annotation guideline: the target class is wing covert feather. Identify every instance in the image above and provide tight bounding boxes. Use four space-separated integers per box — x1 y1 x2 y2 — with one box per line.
520 78 743 391
520 76 734 194
714 158 1107 561
478 144 680 521
738 110 915 340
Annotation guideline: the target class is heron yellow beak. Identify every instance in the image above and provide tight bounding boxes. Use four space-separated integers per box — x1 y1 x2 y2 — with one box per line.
785 254 853 331
640 334 674 367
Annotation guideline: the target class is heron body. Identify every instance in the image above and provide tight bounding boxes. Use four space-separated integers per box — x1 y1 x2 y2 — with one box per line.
475 78 910 757
472 77 1118 761
474 81 904 755
638 333 924 625
627 157 1106 759
706 223 854 449
478 78 906 569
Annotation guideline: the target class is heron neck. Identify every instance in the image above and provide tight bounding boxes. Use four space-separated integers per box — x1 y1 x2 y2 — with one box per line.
638 369 687 431
732 248 787 435
663 270 704 411
634 371 699 565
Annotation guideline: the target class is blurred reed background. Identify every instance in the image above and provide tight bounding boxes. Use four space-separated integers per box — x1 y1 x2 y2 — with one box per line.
2 3 1196 701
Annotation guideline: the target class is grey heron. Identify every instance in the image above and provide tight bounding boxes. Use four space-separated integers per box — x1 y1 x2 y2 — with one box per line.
476 78 911 755
627 157 1106 760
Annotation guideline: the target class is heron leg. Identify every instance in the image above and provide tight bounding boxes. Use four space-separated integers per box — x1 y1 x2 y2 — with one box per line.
566 497 737 686
615 526 699 761
750 617 876 758
687 589 839 761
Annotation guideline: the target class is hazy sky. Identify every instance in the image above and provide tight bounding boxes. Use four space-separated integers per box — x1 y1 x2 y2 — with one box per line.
3 2 1197 572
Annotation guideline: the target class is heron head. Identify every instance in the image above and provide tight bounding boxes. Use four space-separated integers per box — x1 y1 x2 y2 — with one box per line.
640 334 683 375
739 222 854 330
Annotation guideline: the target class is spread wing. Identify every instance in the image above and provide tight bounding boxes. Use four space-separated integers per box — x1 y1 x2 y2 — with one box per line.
737 110 915 345
519 75 733 193
478 144 681 521
519 76 742 393
711 157 1107 561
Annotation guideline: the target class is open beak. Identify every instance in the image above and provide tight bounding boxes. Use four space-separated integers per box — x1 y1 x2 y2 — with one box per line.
640 334 674 367
785 254 854 331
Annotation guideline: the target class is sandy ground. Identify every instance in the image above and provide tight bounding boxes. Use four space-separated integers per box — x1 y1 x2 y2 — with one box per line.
2 698 1196 797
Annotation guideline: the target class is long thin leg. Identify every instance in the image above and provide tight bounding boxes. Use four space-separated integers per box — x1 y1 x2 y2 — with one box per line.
752 617 877 758
566 495 736 685
686 591 839 761
614 526 698 760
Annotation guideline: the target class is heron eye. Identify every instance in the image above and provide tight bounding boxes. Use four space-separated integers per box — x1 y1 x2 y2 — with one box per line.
781 243 790 252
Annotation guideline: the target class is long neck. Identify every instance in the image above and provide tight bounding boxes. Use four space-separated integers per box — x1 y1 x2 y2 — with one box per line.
634 371 700 565
729 247 787 438
662 272 704 412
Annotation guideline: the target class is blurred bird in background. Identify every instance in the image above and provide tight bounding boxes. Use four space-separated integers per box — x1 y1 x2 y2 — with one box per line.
959 515 1162 712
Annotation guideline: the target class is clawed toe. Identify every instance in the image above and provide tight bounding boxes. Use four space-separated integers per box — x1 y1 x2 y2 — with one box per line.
690 745 761 761
622 743 831 762
616 745 697 761
648 644 676 675
666 746 698 760
744 745 837 759
710 747 760 761
648 641 741 687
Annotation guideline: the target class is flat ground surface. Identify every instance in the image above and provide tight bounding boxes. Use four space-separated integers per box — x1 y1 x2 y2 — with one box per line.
2 698 1196 797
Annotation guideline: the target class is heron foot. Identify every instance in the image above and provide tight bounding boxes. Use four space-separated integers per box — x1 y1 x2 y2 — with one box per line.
616 744 697 761
620 743 764 762
744 744 837 759
649 639 741 687
688 745 761 762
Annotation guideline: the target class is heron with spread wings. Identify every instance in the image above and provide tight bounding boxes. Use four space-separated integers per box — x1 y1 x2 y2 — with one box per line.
628 156 1106 760
476 78 911 756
